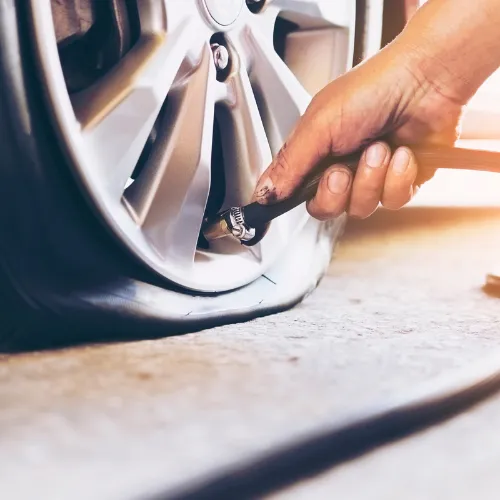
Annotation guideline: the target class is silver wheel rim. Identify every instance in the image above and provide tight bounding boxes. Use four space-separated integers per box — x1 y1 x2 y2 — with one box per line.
30 0 361 292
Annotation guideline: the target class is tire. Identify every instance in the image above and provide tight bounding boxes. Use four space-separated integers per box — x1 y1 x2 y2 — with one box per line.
0 0 383 351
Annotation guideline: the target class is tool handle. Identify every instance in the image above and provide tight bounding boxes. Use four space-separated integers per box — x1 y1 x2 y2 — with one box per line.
242 145 500 230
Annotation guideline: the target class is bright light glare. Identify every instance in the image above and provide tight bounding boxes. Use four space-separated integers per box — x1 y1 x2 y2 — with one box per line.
409 140 500 207
407 0 500 207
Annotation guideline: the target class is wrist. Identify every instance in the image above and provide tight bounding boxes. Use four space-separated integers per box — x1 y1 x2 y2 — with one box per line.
392 0 500 105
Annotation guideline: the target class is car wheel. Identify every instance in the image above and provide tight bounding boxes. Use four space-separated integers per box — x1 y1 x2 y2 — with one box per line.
0 0 383 350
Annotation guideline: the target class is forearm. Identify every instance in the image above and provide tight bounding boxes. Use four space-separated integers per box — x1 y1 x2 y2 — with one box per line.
393 0 500 103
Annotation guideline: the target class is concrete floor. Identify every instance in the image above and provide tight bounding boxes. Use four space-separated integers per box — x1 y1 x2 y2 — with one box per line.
2 207 500 500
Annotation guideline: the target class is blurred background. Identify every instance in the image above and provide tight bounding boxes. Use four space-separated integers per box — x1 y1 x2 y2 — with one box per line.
405 0 500 207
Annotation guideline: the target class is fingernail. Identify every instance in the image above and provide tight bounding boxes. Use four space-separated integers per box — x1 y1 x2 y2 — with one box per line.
365 143 387 168
328 170 350 194
392 148 410 174
254 177 275 199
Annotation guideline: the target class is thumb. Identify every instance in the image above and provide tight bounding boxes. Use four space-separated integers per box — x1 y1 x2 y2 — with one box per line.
252 107 332 205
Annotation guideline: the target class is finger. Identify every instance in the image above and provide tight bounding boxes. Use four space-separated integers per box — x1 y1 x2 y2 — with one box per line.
252 100 331 205
348 142 391 219
307 165 353 220
382 147 418 210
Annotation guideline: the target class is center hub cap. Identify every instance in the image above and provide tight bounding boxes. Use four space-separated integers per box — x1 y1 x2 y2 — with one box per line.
203 0 244 26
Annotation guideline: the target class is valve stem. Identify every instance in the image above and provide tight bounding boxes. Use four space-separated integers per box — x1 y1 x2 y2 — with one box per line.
202 208 256 243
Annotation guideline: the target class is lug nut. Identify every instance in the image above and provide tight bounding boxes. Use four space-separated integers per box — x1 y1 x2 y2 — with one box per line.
211 43 230 71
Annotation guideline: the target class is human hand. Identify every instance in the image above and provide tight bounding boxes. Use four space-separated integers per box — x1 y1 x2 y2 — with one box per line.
252 37 465 220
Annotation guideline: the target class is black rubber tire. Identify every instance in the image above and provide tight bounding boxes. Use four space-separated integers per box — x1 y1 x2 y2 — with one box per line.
0 0 370 352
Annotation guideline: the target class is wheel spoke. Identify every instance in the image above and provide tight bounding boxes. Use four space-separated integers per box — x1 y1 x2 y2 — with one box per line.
219 64 272 207
78 19 208 197
242 27 311 154
31 0 357 290
267 0 351 27
124 45 216 264
160 154 212 265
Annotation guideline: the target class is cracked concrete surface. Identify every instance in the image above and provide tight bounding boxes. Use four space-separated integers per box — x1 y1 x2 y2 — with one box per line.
2 207 500 499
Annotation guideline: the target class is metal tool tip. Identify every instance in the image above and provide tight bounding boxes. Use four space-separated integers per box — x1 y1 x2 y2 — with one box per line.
202 214 231 241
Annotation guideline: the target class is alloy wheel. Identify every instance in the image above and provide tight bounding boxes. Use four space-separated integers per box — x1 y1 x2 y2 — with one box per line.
30 0 360 292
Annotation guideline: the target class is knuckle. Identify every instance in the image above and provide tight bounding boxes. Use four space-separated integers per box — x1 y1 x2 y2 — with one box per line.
361 190 381 203
356 175 385 194
265 146 297 200
273 144 293 175
352 192 380 212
